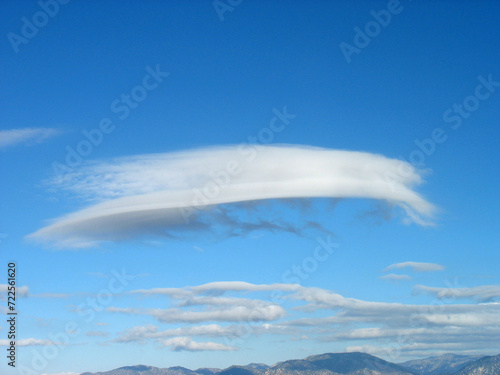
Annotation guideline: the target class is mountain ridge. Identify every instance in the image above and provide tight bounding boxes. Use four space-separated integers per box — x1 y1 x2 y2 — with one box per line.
453 354 500 375
399 353 484 375
80 352 499 375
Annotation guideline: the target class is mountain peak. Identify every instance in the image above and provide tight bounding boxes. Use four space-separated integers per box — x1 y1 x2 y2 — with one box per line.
117 365 154 371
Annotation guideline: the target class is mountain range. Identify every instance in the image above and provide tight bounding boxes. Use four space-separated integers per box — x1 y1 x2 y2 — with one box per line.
80 352 500 375
399 354 484 375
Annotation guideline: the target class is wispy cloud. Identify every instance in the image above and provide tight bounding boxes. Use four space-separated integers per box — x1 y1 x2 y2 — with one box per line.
101 281 500 356
0 128 60 149
113 323 299 345
380 274 412 281
113 324 243 343
345 342 495 359
107 303 285 324
384 262 445 273
190 281 301 295
85 330 109 337
1 285 74 300
159 337 236 351
29 145 436 248
0 284 29 298
414 284 500 302
0 338 59 346
121 281 500 329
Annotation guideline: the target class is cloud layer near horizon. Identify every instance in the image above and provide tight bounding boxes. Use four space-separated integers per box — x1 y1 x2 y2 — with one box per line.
105 281 500 355
12 280 500 355
29 145 436 248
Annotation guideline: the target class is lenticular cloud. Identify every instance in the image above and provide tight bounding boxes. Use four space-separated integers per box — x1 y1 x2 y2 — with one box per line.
28 145 435 248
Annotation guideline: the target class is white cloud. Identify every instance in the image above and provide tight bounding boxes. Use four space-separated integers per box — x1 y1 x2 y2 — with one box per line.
414 284 500 302
0 338 59 346
178 296 280 308
288 286 500 328
345 341 498 361
159 336 236 351
380 274 412 281
107 304 286 323
105 280 500 358
129 287 193 299
28 145 435 248
0 284 29 298
0 286 74 300
116 282 302 325
0 128 60 149
113 324 246 343
85 330 109 337
190 281 301 294
327 325 500 343
5 280 499 357
123 282 500 330
384 262 445 272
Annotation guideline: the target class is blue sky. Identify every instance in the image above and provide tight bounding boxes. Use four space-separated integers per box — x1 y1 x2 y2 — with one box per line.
1 0 499 374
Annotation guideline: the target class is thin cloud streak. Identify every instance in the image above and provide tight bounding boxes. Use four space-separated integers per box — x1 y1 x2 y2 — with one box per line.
106 304 286 323
0 284 29 297
414 284 500 302
380 274 412 281
113 324 244 343
384 262 445 273
29 145 436 248
0 338 59 346
105 281 500 356
159 337 236 351
0 128 60 149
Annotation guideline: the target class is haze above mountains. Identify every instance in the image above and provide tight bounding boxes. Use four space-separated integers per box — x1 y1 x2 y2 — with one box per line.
81 352 500 375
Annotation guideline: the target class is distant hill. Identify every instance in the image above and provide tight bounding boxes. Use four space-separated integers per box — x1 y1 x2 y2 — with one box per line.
81 352 500 375
399 353 484 375
267 352 416 375
218 366 263 375
195 369 221 375
246 364 270 371
81 365 198 375
452 354 500 375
